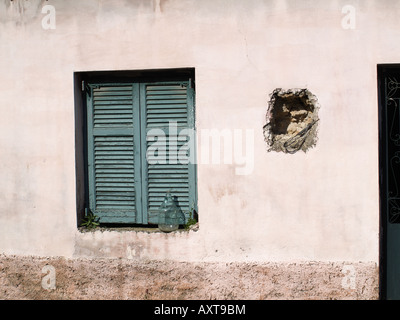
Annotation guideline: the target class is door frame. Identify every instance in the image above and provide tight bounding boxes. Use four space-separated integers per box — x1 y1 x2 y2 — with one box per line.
378 63 400 299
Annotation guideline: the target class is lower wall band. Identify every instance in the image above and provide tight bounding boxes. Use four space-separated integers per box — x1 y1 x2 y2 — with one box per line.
0 254 379 300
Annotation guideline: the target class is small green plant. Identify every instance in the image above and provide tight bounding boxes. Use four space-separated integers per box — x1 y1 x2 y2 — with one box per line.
81 210 100 229
184 205 198 230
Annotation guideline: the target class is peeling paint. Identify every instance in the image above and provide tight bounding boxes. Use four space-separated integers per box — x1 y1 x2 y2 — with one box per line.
0 0 47 24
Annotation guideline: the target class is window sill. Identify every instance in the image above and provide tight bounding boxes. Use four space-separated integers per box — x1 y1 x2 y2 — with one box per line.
77 223 199 234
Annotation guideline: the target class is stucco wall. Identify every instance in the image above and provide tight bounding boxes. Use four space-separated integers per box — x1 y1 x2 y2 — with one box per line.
0 254 379 300
0 0 390 267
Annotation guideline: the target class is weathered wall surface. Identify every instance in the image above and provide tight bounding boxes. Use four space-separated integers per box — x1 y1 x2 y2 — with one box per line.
0 0 391 295
0 254 378 300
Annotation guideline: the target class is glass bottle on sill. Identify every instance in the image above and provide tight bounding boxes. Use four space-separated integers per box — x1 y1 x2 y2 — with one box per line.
158 191 185 233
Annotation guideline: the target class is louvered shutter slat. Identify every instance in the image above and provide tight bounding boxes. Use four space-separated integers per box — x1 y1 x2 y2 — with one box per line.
145 84 188 129
87 84 140 223
143 82 196 224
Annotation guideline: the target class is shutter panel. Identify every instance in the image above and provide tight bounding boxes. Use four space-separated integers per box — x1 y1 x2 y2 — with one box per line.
87 84 142 223
141 82 196 224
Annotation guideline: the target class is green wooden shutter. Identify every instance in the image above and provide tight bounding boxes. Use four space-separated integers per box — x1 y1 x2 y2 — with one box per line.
141 81 197 224
87 84 142 224
86 80 197 226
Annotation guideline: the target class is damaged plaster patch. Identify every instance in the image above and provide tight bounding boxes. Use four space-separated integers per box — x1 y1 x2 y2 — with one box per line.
263 88 320 154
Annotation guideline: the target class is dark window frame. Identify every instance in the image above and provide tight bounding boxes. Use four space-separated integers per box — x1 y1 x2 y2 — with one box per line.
74 68 197 227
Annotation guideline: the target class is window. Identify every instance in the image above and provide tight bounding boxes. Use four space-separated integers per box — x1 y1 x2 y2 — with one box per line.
76 69 197 226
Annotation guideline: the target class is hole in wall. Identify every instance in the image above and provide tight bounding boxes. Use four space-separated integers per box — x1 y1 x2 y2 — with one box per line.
263 88 320 154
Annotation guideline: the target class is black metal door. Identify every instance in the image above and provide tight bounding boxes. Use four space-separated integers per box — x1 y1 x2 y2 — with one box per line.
378 65 400 299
